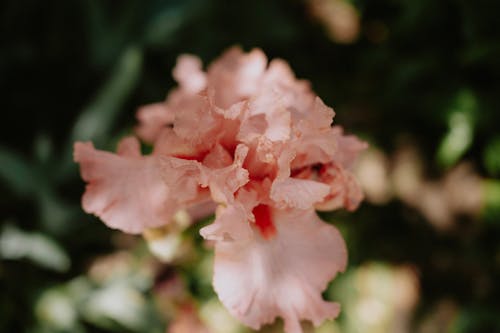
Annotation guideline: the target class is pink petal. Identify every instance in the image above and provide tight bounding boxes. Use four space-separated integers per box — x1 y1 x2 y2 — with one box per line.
289 99 339 169
152 127 201 158
185 199 217 222
306 97 336 130
171 93 223 147
212 100 247 121
116 136 142 157
205 144 250 204
271 147 330 209
332 126 368 168
212 208 347 333
74 137 174 234
239 137 280 180
315 162 364 211
158 156 208 204
207 47 267 108
200 203 253 242
135 103 174 143
200 186 259 242
238 90 291 143
172 55 207 93
211 101 248 149
271 178 330 209
290 128 338 169
252 91 292 142
264 107 291 142
201 144 233 169
262 59 314 116
237 113 267 144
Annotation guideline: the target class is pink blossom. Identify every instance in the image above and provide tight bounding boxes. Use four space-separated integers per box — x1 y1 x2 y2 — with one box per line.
74 46 366 332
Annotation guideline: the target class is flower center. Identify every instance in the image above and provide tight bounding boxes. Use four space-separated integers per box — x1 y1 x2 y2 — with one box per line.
252 204 276 239
173 151 208 162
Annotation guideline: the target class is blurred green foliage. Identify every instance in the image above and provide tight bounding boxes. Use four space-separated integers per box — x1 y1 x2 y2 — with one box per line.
1 0 500 332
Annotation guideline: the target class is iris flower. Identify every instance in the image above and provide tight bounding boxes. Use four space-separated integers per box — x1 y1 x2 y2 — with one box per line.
75 47 366 333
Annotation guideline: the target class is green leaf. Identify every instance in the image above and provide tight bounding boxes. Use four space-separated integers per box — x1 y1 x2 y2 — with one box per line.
57 45 143 179
35 289 78 331
83 0 142 67
34 133 54 165
71 45 143 143
0 146 38 196
483 136 500 177
0 224 70 272
482 180 500 224
436 89 477 168
81 280 148 331
143 4 186 47
37 189 79 235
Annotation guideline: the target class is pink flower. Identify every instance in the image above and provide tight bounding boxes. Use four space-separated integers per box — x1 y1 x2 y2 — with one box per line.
74 46 366 332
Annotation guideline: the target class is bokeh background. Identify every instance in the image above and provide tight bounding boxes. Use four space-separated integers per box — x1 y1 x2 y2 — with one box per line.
1 0 500 332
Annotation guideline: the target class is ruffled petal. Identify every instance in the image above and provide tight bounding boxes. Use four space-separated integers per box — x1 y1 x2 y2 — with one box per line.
152 127 201 158
205 144 250 204
171 94 223 147
135 103 174 143
315 162 364 211
74 137 174 234
271 178 330 209
212 208 347 333
264 107 291 142
332 126 368 168
207 47 267 108
237 113 267 143
159 156 208 203
289 99 339 169
271 147 330 209
200 185 260 242
238 89 291 143
201 144 233 169
172 55 207 94
262 59 315 117
290 129 338 169
304 97 336 130
185 199 217 222
200 203 253 242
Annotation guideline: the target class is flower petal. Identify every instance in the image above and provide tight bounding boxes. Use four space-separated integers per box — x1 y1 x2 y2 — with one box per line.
288 98 338 168
332 126 368 168
262 59 314 117
271 148 330 209
135 103 174 143
201 144 233 169
172 94 222 147
290 128 338 169
200 185 259 242
153 127 200 157
74 137 174 234
185 199 217 222
159 156 208 203
207 47 267 108
212 208 347 333
200 203 253 242
315 162 364 211
271 178 330 209
205 144 250 204
172 55 207 94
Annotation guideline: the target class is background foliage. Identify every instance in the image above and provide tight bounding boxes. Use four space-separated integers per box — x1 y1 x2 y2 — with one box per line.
1 0 500 332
